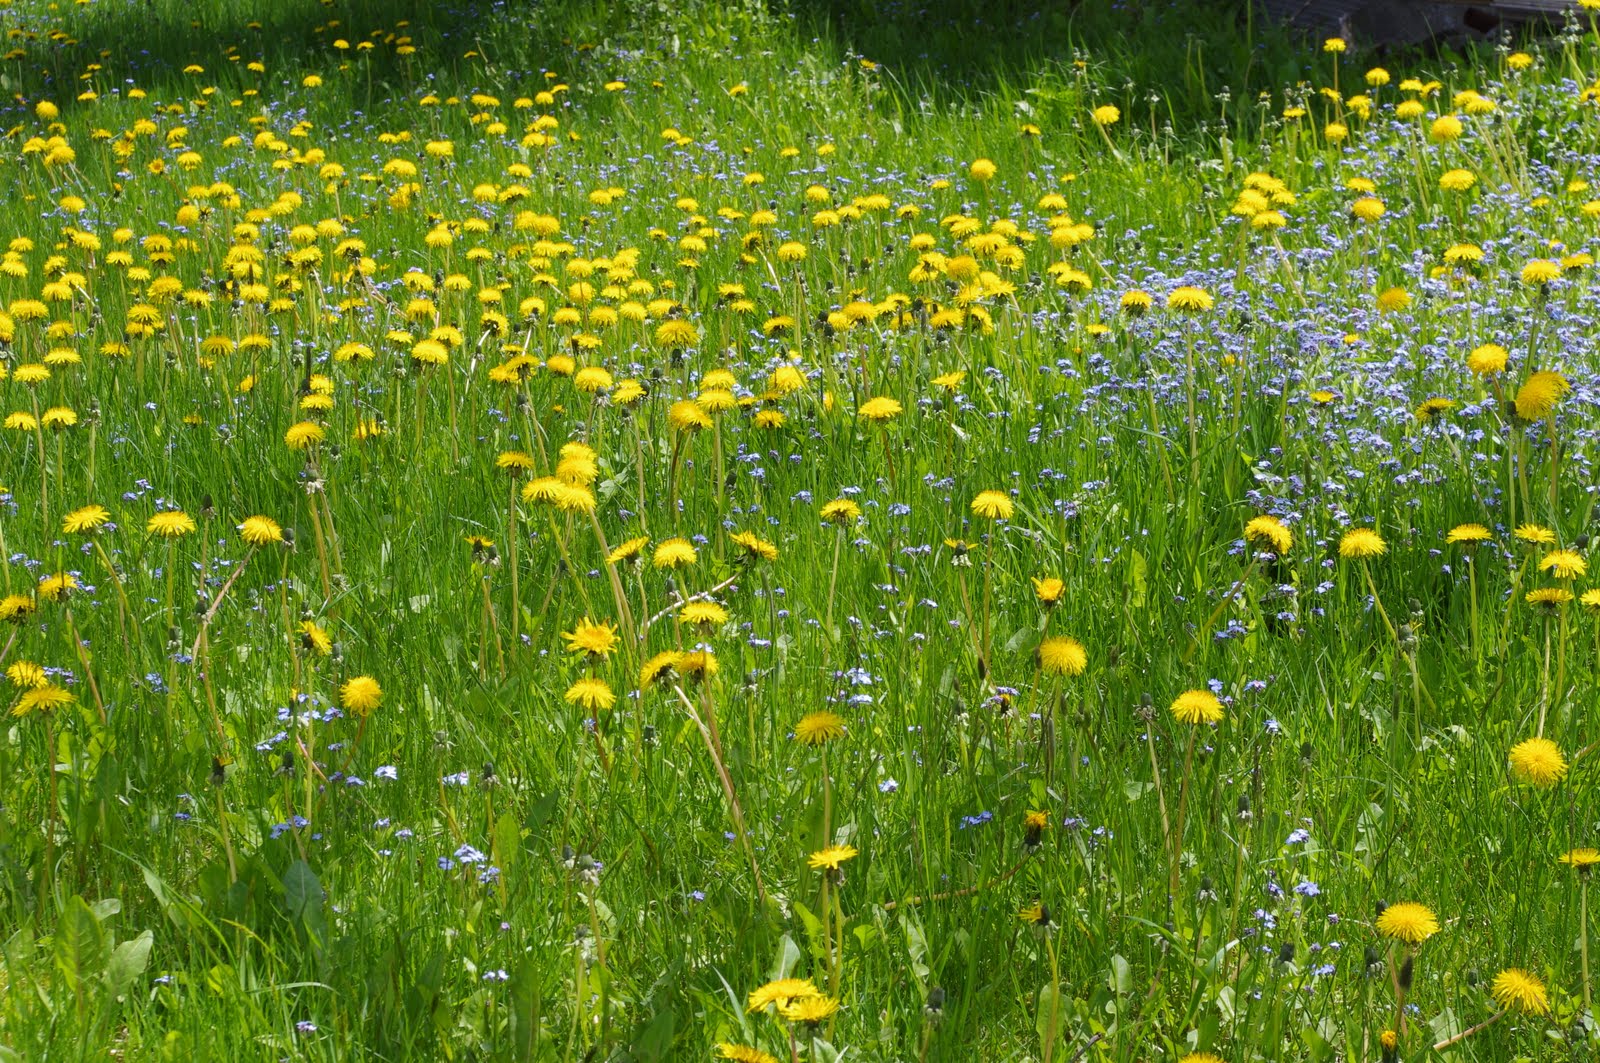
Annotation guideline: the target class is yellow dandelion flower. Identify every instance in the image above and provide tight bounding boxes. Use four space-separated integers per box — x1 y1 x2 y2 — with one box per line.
1490 968 1549 1016
62 504 110 535
794 710 846 745
970 490 1014 521
1509 736 1567 787
1243 515 1292 555
1376 901 1440 944
1037 636 1087 677
652 537 697 569
239 516 284 546
1170 689 1224 725
1514 370 1569 420
1540 550 1588 580
148 510 197 537
746 978 819 1012
1339 528 1387 559
565 676 616 712
562 617 619 658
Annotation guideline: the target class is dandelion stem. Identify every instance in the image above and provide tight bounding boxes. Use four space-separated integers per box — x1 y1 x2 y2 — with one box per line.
1145 722 1175 901
671 682 766 907
825 526 843 642
41 711 57 911
1431 1008 1505 1050
1043 930 1061 1063
190 546 258 661
1187 557 1257 662
1583 876 1594 1020
1538 617 1552 737
1170 726 1198 898
508 481 523 650
213 784 238 884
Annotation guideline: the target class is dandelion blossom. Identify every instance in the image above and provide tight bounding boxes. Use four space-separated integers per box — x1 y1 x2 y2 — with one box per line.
1489 968 1549 1016
1514 370 1569 420
565 676 616 711
970 490 1014 521
779 995 839 1025
857 396 903 422
652 537 697 569
1515 524 1557 547
148 510 196 537
239 516 284 546
794 710 845 745
1560 848 1600 870
729 531 778 561
1446 523 1491 546
11 683 74 717
606 536 649 565
679 601 728 628
1032 576 1065 604
807 845 858 871
1243 515 1292 555
1037 636 1087 677
1540 550 1587 580
639 651 684 688
1170 689 1223 725
562 617 619 658
1339 528 1386 559
821 499 862 526
1526 587 1573 612
1467 343 1507 376
1376 901 1440 944
746 978 820 1013
62 504 110 535
1166 286 1214 312
37 573 79 602
341 676 383 716
1509 736 1566 787
717 1046 779 1063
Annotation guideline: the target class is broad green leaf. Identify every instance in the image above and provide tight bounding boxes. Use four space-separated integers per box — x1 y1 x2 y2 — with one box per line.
54 895 107 996
768 933 801 981
107 930 154 999
1109 954 1131 995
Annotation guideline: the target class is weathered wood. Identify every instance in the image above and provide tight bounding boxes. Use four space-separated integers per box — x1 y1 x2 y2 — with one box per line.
1257 0 1570 46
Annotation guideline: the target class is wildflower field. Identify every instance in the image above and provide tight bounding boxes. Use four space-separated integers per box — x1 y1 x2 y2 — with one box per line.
8 0 1600 1058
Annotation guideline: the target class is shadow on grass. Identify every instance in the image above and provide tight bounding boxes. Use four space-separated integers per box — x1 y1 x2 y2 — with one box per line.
5 0 1327 130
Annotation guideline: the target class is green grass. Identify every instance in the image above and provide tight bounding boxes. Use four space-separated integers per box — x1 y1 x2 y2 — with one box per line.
2 0 1600 1059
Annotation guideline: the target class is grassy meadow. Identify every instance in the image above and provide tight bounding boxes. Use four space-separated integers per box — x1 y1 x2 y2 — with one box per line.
4 0 1600 1058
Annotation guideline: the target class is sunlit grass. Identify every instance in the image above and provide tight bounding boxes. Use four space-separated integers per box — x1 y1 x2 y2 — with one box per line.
1 0 1600 1059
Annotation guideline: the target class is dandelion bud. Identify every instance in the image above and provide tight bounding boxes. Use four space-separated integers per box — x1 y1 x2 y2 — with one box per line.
1278 942 1295 965
1364 945 1381 973
1398 955 1414 991
282 527 297 548
1465 967 1480 986
1300 741 1314 764
1576 535 1591 551
924 985 945 1017
1237 793 1252 821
